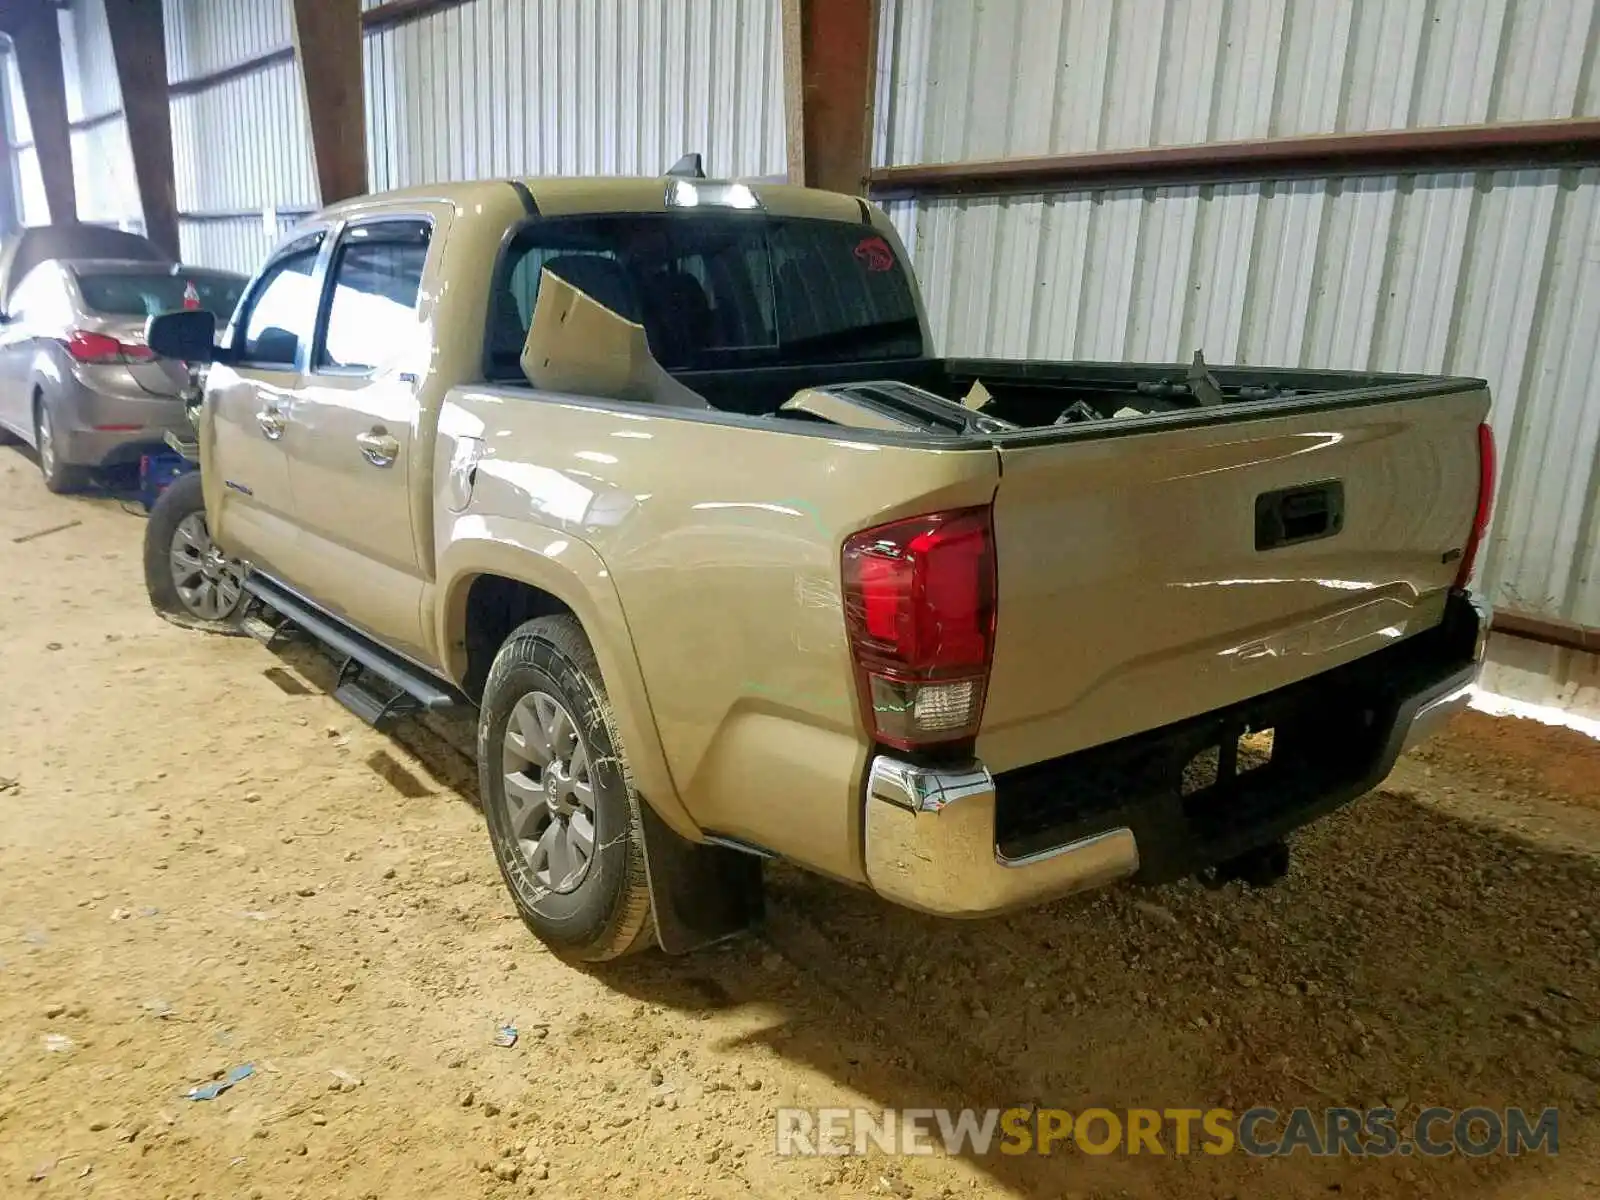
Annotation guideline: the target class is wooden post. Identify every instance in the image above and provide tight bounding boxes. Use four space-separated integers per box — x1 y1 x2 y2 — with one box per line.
782 0 878 195
104 0 179 256
6 2 75 223
290 0 367 205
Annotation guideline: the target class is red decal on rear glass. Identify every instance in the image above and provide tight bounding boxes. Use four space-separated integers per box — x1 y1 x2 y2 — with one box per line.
853 236 895 272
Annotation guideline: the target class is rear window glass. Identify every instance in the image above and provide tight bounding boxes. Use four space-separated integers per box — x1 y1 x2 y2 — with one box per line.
486 214 923 378
78 272 246 320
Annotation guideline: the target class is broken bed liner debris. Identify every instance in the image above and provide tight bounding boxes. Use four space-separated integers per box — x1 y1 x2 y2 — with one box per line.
185 1063 254 1101
782 380 1020 435
520 269 709 410
28 1153 79 1182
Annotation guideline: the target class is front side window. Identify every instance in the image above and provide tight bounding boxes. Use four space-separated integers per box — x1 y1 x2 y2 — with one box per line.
239 241 323 367
316 222 430 372
486 214 923 378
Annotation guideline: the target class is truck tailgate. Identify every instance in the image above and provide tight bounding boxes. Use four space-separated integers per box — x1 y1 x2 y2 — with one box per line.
978 385 1490 775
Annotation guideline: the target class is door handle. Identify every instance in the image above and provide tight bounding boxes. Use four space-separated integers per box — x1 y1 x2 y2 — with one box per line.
356 429 400 468
255 406 286 439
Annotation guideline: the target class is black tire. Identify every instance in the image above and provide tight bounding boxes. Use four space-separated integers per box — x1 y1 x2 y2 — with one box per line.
143 470 247 634
479 615 655 962
34 396 88 493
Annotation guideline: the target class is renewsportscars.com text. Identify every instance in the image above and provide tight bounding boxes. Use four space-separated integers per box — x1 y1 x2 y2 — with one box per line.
775 1106 1559 1158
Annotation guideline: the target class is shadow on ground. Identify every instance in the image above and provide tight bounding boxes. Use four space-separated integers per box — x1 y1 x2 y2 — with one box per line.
594 793 1600 1198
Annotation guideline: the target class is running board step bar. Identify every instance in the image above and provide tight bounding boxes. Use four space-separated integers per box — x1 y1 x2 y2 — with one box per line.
242 574 457 726
333 657 419 731
239 607 299 649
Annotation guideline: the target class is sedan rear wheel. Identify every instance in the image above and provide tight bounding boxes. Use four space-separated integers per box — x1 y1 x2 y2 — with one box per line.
35 400 88 493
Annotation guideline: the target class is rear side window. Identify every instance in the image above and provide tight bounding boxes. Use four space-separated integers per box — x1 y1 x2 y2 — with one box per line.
315 221 430 372
238 240 323 367
486 214 923 378
9 265 70 325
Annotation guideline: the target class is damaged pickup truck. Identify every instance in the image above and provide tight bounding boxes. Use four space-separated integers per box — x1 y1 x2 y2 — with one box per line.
142 167 1495 961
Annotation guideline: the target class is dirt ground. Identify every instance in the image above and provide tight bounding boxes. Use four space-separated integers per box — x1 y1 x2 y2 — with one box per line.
1 448 1598 1200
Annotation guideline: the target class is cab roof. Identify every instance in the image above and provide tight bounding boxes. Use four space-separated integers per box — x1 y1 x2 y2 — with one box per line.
316 176 871 226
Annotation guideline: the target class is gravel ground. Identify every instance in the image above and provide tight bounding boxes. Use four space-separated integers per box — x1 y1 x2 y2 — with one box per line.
1 448 1597 1199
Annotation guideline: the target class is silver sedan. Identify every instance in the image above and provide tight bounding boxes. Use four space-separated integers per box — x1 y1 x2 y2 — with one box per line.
0 259 245 492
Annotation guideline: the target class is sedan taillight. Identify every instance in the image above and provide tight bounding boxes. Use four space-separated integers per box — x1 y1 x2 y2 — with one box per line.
842 506 997 750
65 330 156 364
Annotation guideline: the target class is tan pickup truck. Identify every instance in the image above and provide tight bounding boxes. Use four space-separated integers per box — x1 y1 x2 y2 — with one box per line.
142 168 1495 961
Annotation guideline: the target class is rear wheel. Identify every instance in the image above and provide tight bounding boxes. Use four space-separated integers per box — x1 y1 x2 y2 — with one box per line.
35 397 88 493
479 615 655 961
143 470 246 633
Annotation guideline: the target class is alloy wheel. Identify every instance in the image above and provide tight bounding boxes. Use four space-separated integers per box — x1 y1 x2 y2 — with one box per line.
500 690 598 894
168 512 244 621
36 406 54 478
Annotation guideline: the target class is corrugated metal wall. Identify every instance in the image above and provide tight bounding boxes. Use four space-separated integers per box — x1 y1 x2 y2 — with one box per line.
877 0 1600 164
5 0 788 271
164 0 293 80
878 0 1600 631
363 0 787 191
164 0 317 273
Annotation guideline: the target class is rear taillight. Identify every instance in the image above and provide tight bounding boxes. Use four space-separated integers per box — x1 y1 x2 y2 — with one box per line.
65 330 156 364
1455 422 1496 589
842 506 996 750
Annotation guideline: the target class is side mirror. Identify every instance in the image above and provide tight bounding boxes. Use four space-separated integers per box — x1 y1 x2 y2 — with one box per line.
146 309 220 363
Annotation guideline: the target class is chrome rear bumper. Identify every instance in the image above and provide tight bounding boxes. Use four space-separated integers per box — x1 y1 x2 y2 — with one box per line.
1397 678 1474 757
864 757 1139 918
863 597 1486 918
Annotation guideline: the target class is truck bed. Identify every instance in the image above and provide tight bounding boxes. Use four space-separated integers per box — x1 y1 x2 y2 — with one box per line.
448 360 1488 786
677 355 1472 439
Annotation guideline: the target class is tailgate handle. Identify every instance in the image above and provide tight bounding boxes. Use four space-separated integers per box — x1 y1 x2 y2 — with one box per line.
1256 480 1344 550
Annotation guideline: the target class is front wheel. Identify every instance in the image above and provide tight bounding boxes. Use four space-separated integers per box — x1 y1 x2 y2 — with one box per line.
479 615 655 961
143 470 246 633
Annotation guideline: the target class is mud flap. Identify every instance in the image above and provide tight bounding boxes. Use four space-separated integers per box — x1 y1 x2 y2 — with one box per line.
637 801 765 955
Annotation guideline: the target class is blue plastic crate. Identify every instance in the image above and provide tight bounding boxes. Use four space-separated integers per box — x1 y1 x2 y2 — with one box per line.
139 452 196 512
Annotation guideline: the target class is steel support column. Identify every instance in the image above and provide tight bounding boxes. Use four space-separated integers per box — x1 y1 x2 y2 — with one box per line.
783 0 877 196
290 0 366 205
5 1 75 223
105 0 178 255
